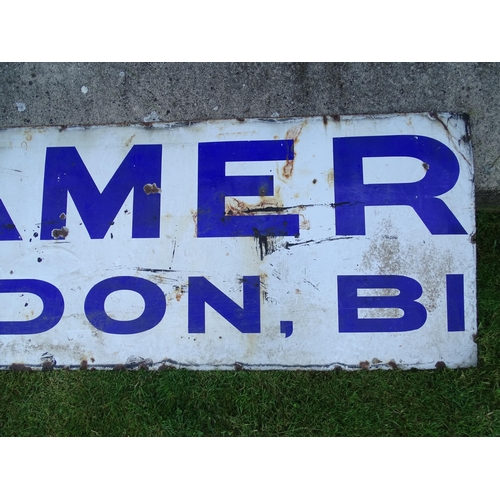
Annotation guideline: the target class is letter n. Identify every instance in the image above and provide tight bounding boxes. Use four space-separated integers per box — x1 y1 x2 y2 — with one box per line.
188 276 260 333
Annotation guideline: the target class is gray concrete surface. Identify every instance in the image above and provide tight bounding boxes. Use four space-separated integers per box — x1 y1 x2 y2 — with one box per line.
1 62 498 208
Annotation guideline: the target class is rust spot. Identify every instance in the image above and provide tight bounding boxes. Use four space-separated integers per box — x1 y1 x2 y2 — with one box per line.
299 214 310 231
80 360 88 370
175 289 183 301
422 162 430 171
42 360 54 372
113 364 126 371
225 187 284 217
359 360 370 370
435 361 447 370
282 158 294 179
24 131 32 142
9 363 32 371
312 178 317 184
144 183 161 195
280 123 306 180
51 227 69 239
322 115 328 126
125 134 136 147
236 117 245 122
285 123 305 144
234 362 243 371
388 360 398 370
331 114 341 122
158 363 175 371
327 169 334 188
59 213 66 220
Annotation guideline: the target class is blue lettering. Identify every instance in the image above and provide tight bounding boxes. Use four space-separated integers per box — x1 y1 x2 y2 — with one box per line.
41 145 162 240
197 141 300 237
337 275 427 332
84 276 166 334
188 276 260 333
446 274 465 331
333 135 467 235
0 279 64 334
0 199 21 241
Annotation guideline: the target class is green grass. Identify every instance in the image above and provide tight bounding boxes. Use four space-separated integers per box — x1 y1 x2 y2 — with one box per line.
0 211 499 436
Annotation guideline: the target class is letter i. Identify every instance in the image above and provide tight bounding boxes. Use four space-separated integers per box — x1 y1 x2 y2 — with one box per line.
446 274 465 331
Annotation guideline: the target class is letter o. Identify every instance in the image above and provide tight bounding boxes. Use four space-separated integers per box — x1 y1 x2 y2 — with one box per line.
84 276 166 334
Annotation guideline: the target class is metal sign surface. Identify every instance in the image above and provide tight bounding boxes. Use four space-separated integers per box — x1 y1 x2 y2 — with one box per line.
0 114 476 370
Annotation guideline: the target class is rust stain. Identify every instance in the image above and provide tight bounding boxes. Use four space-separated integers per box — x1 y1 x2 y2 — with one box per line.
359 360 370 370
42 360 54 371
144 183 161 195
322 116 328 126
158 363 175 371
331 115 341 122
226 197 281 216
327 169 334 188
51 227 69 239
299 214 310 231
125 134 136 147
10 363 32 371
285 123 305 144
24 131 32 142
282 158 294 179
80 359 88 370
281 121 306 180
226 186 284 217
388 360 398 370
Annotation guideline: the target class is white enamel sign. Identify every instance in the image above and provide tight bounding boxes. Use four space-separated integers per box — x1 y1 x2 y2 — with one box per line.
0 114 476 370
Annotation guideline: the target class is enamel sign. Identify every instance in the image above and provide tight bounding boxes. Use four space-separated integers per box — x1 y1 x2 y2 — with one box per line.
0 114 476 370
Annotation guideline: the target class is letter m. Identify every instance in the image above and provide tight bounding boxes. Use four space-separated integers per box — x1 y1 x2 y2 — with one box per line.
41 145 162 239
